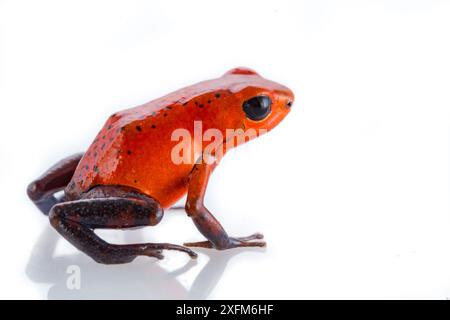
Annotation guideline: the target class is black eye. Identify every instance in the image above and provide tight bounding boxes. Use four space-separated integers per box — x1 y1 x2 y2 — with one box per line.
242 95 272 121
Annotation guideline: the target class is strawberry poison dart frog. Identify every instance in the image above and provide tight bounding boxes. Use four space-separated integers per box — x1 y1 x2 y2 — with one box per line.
27 67 294 264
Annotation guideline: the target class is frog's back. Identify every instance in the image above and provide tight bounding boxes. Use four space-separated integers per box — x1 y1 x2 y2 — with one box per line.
65 73 244 207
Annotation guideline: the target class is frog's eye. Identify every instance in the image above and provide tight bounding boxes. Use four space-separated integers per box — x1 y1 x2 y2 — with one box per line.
242 95 272 121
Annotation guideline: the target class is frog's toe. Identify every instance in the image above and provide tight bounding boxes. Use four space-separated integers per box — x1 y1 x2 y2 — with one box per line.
235 232 264 242
168 245 198 259
183 240 214 249
141 243 197 259
186 249 198 259
142 248 164 260
235 240 266 248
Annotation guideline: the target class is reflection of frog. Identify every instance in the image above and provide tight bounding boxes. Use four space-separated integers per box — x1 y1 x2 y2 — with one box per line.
26 225 257 299
27 67 294 264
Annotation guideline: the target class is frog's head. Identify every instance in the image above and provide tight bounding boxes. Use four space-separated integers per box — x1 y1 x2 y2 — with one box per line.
221 67 294 136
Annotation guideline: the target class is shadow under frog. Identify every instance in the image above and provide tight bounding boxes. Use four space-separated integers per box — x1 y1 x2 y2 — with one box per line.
26 216 264 299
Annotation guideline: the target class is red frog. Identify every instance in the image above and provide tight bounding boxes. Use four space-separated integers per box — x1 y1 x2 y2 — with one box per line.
27 67 294 264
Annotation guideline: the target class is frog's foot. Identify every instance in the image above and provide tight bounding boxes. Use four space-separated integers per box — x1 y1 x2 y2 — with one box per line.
48 185 198 264
184 233 266 249
140 243 198 260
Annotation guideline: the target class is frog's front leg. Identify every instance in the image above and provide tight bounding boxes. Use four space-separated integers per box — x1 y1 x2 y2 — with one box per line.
183 159 266 250
49 186 197 264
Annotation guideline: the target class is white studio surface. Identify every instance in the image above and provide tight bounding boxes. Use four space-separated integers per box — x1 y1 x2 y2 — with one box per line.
1 0 450 299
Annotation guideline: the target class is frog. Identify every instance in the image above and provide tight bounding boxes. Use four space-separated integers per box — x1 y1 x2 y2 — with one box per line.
27 67 294 264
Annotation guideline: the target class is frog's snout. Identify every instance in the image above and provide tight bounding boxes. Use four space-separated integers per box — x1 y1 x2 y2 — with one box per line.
280 89 294 109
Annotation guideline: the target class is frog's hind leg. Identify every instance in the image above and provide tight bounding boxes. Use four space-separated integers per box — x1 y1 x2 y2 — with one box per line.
27 153 84 215
48 186 197 264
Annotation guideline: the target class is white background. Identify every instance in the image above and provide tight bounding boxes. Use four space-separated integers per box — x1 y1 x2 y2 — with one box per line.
1 0 450 299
